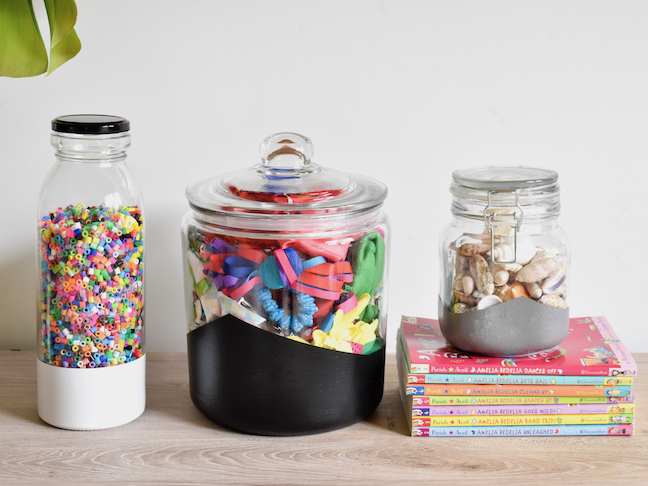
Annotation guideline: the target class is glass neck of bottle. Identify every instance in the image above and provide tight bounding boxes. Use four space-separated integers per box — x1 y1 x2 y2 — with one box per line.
51 132 131 162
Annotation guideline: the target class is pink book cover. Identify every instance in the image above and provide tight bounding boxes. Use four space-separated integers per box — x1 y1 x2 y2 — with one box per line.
400 315 637 377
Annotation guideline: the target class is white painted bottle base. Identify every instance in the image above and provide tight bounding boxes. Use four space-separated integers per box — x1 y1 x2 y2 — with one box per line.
37 354 146 430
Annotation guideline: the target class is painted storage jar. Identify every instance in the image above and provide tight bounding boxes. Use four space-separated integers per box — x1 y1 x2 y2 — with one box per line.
181 132 389 435
439 166 570 357
37 115 145 430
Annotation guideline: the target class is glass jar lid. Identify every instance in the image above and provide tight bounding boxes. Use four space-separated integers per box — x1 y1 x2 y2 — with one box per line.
450 166 561 222
186 132 388 219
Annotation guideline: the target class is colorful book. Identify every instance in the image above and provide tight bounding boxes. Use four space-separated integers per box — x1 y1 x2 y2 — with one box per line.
397 347 635 405
404 369 634 386
412 403 635 416
411 414 633 427
409 394 635 406
399 380 635 437
410 425 634 437
405 383 633 397
399 315 636 377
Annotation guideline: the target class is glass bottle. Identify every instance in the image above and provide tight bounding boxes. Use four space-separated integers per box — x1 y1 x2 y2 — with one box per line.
439 166 569 356
181 133 389 435
37 115 145 429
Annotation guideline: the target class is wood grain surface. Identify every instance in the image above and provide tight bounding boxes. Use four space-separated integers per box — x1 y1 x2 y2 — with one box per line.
1 350 646 485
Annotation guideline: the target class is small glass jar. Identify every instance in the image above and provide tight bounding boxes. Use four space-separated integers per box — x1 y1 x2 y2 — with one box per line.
181 133 389 435
439 166 569 356
37 115 145 429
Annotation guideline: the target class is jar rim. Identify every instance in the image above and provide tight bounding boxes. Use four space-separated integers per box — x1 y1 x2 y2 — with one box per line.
186 173 387 218
450 166 561 222
452 166 558 192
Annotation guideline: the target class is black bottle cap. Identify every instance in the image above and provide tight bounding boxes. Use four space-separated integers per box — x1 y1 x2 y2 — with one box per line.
52 115 130 134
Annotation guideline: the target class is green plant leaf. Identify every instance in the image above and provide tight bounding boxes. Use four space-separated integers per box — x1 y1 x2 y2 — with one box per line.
44 0 76 47
44 0 81 75
0 0 48 77
47 25 81 75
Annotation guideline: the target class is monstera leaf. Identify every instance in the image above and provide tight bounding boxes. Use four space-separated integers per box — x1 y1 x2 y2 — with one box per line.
0 0 81 77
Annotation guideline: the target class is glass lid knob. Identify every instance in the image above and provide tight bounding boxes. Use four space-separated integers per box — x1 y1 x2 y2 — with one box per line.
260 132 314 170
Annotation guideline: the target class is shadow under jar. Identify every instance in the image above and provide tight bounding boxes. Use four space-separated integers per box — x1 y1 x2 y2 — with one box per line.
439 166 570 357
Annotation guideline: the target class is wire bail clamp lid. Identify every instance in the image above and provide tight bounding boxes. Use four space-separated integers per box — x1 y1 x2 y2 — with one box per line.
483 190 524 264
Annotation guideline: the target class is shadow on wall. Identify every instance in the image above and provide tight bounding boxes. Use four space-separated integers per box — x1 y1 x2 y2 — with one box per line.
0 251 36 350
141 206 187 353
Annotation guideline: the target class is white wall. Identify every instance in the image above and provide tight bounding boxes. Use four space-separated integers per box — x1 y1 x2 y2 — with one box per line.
1 1 647 354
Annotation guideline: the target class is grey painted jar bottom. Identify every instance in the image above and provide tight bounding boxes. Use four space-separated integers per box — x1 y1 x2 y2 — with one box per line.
439 296 569 357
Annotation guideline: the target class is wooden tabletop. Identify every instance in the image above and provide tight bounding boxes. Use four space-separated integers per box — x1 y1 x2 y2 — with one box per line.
1 350 646 485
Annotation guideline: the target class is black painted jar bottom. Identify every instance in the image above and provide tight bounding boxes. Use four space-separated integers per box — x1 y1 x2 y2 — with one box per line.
187 314 386 436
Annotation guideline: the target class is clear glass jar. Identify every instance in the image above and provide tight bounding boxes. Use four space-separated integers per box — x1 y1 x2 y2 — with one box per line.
181 133 389 435
37 115 145 429
439 166 570 356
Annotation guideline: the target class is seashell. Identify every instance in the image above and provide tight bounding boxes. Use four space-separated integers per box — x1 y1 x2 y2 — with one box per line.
455 255 470 273
492 226 512 236
493 284 510 301
454 290 478 305
547 282 567 297
469 255 494 296
539 294 567 309
515 243 539 264
500 262 523 273
530 250 557 264
453 274 466 292
453 303 474 314
490 244 513 263
462 275 475 295
516 257 559 283
508 281 529 300
493 282 531 302
497 282 529 302
477 294 503 310
484 212 516 236
465 233 492 241
542 262 567 294
493 269 509 286
524 281 543 299
490 243 538 265
459 242 491 257
490 264 509 286
471 289 488 300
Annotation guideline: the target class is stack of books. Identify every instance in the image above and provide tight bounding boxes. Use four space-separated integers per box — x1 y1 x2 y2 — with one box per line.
397 315 636 437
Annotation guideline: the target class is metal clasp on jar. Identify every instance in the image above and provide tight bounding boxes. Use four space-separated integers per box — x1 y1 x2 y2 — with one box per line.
483 190 524 264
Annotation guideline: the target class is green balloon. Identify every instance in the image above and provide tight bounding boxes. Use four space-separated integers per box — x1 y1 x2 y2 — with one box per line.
347 231 385 321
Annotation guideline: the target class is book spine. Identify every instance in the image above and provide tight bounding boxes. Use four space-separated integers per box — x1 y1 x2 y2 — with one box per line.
411 424 635 437
411 394 635 406
406 373 633 386
412 403 636 416
412 414 634 427
406 384 633 397
409 364 626 377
